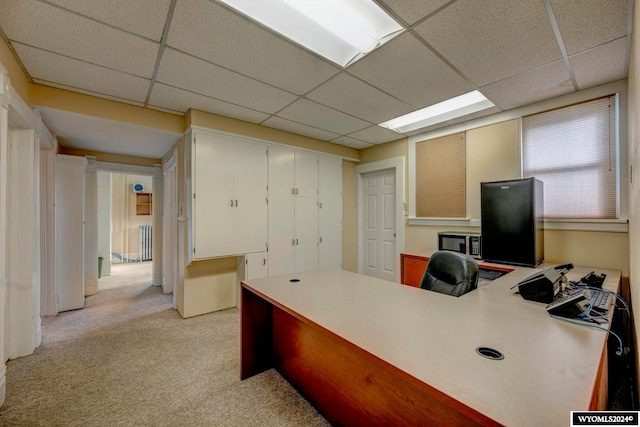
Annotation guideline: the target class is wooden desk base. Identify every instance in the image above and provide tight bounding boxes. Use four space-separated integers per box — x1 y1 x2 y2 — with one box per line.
242 285 500 426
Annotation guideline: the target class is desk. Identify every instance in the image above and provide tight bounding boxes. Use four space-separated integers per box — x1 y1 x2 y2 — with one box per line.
241 266 620 426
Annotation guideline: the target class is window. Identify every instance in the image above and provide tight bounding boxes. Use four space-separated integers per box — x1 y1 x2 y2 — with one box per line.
415 132 466 217
522 96 617 219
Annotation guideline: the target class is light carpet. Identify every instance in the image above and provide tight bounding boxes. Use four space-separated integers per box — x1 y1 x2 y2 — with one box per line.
0 284 330 427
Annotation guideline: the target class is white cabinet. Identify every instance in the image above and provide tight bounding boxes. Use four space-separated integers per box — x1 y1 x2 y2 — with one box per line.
318 156 342 269
55 155 86 312
192 131 267 259
268 147 319 276
236 252 268 307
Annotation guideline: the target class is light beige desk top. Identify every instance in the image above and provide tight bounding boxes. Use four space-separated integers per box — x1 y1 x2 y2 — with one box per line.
242 263 621 427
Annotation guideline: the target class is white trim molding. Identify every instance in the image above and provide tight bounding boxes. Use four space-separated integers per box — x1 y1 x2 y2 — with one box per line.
84 156 99 296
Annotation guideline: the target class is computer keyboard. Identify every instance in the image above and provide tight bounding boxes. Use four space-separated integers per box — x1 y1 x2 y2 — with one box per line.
588 288 614 311
477 268 507 287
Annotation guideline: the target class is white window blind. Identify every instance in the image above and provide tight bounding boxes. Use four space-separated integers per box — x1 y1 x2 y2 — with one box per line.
415 132 466 218
522 96 617 219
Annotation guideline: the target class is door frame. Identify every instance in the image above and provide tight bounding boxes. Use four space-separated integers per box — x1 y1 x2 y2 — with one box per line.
93 161 162 289
355 157 405 282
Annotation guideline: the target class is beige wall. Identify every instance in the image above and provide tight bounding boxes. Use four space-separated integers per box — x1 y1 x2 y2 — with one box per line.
627 0 640 389
361 109 630 278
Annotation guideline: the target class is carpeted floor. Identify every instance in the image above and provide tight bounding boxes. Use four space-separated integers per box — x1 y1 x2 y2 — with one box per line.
0 284 330 426
98 261 153 291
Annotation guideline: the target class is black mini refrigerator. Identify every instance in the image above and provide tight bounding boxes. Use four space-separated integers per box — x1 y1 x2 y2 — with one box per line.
480 178 543 267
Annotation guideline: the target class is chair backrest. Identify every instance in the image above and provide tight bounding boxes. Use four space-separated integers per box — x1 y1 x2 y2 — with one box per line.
419 251 479 297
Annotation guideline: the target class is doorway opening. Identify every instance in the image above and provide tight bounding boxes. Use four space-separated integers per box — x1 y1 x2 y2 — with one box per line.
98 172 154 291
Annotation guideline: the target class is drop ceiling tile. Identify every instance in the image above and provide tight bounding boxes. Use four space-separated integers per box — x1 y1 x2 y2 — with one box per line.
33 79 146 108
480 61 573 110
149 83 270 124
0 0 158 78
570 38 628 90
16 44 150 102
347 32 473 108
380 0 451 25
330 136 375 150
306 73 415 123
166 0 340 95
550 0 628 56
156 48 298 114
277 99 371 135
348 126 404 145
45 0 172 41
262 117 341 142
414 0 562 87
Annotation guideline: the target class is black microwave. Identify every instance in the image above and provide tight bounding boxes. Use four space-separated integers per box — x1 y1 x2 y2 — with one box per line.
438 232 481 259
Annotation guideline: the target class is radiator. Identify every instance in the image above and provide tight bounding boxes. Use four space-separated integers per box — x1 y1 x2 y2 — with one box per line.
139 225 152 261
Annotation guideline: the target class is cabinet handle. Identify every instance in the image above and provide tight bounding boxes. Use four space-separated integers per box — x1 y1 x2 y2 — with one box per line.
319 236 323 243
295 239 299 245
318 202 322 208
291 239 295 246
230 199 234 207
291 188 295 195
235 199 238 207
295 188 299 195
262 258 266 266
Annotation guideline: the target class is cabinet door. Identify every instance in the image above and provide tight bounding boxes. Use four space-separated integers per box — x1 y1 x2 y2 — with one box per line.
294 151 318 197
193 133 235 258
294 196 319 272
268 147 295 276
233 141 267 254
318 156 342 269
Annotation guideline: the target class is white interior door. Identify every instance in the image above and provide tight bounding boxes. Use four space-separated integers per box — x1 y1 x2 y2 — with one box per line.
362 169 396 282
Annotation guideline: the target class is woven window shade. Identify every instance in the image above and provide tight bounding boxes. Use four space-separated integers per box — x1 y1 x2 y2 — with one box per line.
415 132 466 217
523 96 617 219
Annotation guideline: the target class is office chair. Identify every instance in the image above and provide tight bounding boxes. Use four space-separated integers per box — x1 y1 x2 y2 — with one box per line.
419 251 479 297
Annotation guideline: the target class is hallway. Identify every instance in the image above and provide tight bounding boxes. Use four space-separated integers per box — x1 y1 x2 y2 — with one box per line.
98 261 153 291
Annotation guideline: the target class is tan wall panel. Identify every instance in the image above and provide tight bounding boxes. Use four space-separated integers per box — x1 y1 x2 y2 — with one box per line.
466 120 520 219
31 85 185 134
187 109 359 160
182 258 237 318
0 36 30 103
59 146 160 167
359 138 407 164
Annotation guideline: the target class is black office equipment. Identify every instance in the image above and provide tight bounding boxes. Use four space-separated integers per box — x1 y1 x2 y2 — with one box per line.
419 251 479 297
546 289 590 317
481 177 544 267
514 267 561 303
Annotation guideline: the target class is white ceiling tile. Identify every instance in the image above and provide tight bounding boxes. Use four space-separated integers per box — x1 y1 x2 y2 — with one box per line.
166 0 340 95
380 0 451 25
262 117 341 141
0 0 158 78
45 0 172 41
149 83 270 124
33 79 146 108
347 32 473 108
156 48 298 114
306 73 415 123
480 61 574 110
330 136 375 150
347 125 404 145
16 44 150 102
570 38 628 90
414 0 562 87
551 0 628 56
277 99 371 135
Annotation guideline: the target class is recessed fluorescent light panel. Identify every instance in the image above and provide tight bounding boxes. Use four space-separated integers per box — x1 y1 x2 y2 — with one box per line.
219 0 403 67
379 91 496 133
